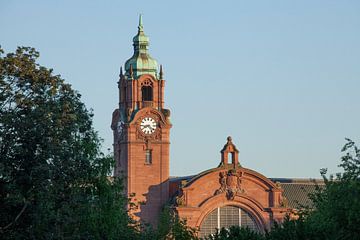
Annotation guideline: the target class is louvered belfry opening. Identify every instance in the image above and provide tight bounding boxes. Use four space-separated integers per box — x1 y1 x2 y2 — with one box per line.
142 86 153 101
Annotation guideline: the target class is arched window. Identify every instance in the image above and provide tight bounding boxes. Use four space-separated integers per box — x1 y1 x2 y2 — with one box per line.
142 86 153 101
228 153 232 164
145 149 152 164
199 206 259 238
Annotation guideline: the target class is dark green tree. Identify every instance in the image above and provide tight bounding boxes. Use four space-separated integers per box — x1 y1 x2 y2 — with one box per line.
265 214 314 240
0 47 137 239
304 139 360 240
203 226 264 240
266 139 360 240
143 206 198 240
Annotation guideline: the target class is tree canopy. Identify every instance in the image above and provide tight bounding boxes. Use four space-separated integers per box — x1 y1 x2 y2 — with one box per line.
0 46 137 239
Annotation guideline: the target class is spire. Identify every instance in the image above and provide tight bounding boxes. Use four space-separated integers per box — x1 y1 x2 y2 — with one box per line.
132 14 149 52
138 14 143 32
159 65 164 79
124 15 158 79
119 66 123 77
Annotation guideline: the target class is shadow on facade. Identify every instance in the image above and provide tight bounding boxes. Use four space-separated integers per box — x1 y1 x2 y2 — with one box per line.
134 179 169 227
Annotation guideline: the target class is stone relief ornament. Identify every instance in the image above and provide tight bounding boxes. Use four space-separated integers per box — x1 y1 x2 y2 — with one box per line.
135 125 162 141
175 190 186 206
215 169 245 200
127 108 133 122
279 194 289 208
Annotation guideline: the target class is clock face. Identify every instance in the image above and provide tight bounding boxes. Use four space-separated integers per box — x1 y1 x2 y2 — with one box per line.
140 117 157 134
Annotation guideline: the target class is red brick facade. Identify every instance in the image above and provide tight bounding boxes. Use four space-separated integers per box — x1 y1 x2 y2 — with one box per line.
171 137 289 232
111 72 172 226
112 19 289 232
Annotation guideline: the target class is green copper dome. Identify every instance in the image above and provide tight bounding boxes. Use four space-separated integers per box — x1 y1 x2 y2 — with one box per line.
125 15 158 79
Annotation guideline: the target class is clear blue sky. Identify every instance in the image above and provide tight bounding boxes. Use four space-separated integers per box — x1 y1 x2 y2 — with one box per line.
1 0 359 178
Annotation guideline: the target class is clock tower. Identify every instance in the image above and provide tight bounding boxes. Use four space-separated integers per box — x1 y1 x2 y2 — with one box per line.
111 15 172 226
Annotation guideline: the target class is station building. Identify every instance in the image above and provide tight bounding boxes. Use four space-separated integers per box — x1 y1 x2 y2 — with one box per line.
111 16 322 237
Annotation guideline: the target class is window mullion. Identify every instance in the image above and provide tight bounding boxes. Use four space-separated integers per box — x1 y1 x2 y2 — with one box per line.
239 208 241 227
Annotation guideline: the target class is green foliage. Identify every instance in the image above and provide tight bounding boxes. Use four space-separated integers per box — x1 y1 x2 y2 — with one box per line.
0 47 137 239
204 226 264 240
266 138 360 240
304 138 360 240
151 206 198 240
340 138 360 180
265 214 315 240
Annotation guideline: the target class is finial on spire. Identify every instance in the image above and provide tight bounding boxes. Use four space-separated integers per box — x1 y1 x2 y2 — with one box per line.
159 65 164 79
138 14 143 32
119 66 123 77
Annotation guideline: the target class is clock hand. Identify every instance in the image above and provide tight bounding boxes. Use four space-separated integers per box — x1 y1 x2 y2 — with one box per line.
143 125 153 132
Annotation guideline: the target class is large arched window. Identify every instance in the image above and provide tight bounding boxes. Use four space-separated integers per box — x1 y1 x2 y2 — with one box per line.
199 205 259 238
141 86 153 101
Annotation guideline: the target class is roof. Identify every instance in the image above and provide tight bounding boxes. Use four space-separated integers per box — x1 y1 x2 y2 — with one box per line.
124 15 158 78
169 175 195 182
270 178 325 209
170 175 325 209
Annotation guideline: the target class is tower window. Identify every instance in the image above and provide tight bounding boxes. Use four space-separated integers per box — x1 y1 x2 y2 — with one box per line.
142 86 153 101
145 150 152 164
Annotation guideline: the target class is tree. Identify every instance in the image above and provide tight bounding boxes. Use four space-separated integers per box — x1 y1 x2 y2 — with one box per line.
304 138 360 240
266 138 360 240
0 47 137 239
265 214 314 240
144 206 199 240
204 226 264 240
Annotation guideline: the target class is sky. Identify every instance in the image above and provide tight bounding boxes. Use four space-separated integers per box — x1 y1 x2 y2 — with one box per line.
1 0 359 178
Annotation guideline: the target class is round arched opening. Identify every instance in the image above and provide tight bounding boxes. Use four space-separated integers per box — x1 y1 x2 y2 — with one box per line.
141 86 153 101
199 205 260 238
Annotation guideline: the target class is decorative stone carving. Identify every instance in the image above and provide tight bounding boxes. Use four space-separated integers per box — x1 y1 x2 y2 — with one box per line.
180 180 188 187
141 78 153 87
175 190 186 206
161 108 171 123
215 169 245 200
127 108 132 122
279 195 289 208
135 126 162 141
